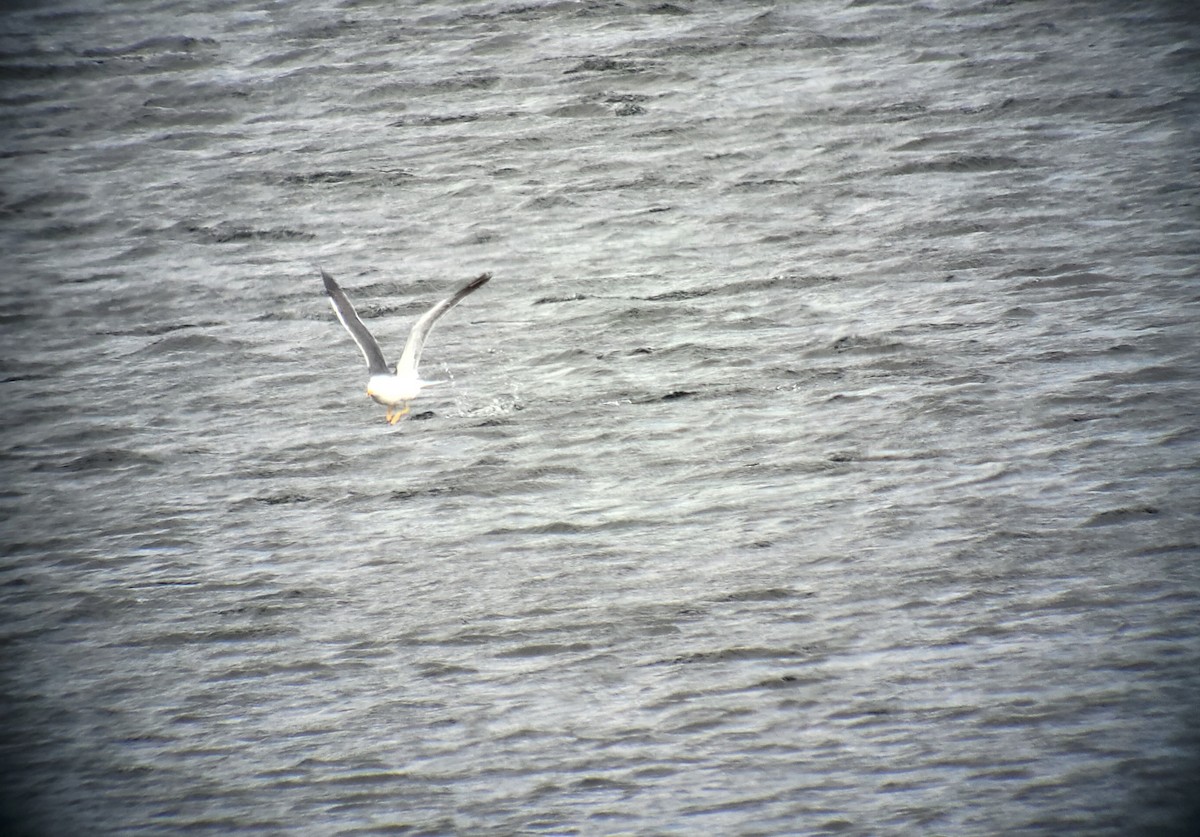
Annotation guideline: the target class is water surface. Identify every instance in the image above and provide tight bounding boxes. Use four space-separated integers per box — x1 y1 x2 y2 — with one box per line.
1 1 1198 834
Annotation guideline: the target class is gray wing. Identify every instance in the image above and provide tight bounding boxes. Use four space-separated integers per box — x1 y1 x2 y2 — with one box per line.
396 272 491 378
321 268 390 376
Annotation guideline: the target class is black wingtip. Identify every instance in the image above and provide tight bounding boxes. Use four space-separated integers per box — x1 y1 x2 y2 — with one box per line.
319 267 338 294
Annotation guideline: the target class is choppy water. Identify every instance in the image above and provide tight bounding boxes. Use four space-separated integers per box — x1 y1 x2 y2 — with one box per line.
2 1 1199 834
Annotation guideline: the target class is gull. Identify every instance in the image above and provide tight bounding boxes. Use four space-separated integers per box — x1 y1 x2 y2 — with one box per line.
320 267 491 424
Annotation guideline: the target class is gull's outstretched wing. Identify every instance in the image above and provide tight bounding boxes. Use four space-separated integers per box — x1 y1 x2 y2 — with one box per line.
396 272 491 378
321 268 390 376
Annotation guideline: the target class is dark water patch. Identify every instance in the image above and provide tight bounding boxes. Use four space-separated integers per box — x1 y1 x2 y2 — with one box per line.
533 293 590 305
494 642 593 659
891 131 975 151
1087 365 1190 387
171 622 299 644
182 222 315 243
247 47 312 70
641 287 714 302
723 273 846 295
839 98 928 122
596 91 651 107
103 320 220 338
544 102 609 119
1156 426 1200 447
153 130 240 152
564 56 647 75
717 587 804 604
81 35 219 59
289 19 365 42
417 661 479 678
520 193 583 211
57 590 141 625
65 270 126 285
1085 506 1160 527
888 154 1028 175
0 367 55 383
905 218 989 238
728 177 803 193
142 87 253 112
389 112 482 127
485 517 660 537
206 658 338 682
249 493 314 506
24 218 111 239
0 58 114 81
121 106 238 130
389 484 463 501
0 188 90 214
1012 270 1117 294
827 334 908 356
44 448 163 473
569 776 634 793
617 304 711 326
281 170 358 184
253 309 320 322
647 3 691 15
362 72 500 97
662 646 809 666
749 673 820 691
138 331 228 354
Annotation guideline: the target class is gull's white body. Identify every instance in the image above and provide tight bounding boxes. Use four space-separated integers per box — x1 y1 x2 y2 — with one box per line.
366 372 424 407
321 268 491 423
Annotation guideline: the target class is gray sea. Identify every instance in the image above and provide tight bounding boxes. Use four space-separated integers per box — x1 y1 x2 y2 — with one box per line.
1 0 1198 834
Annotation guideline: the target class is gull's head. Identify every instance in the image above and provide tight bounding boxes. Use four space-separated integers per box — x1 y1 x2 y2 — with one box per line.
366 377 385 405
366 379 389 406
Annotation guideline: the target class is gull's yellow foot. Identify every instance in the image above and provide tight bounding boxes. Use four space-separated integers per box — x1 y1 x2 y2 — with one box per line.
387 404 410 425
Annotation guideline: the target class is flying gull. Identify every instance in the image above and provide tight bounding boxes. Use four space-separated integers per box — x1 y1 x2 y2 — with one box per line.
321 268 491 424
